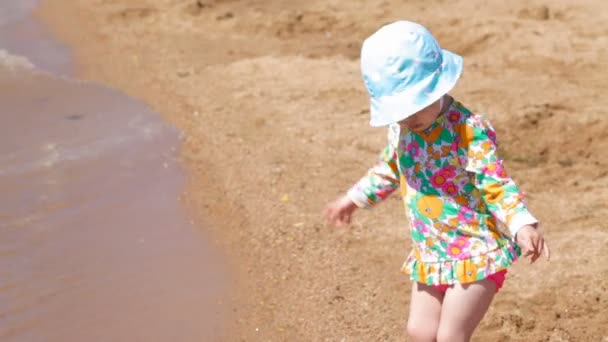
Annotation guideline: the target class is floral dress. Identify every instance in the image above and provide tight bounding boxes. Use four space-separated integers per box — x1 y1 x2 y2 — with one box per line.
347 100 538 285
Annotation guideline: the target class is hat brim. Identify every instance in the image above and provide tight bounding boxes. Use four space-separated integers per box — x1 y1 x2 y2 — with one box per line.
368 49 463 127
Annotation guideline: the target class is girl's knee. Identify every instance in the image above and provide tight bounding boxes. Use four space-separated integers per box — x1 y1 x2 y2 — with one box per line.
406 318 438 342
436 324 469 342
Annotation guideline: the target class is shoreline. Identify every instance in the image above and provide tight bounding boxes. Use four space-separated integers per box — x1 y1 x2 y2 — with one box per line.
34 1 260 338
35 0 608 340
1 1 230 339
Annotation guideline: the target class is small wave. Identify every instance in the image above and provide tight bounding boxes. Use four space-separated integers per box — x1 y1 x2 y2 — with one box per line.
0 119 171 176
0 49 36 72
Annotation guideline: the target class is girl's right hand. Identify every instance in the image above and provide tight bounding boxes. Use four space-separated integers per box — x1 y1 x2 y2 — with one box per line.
323 195 358 227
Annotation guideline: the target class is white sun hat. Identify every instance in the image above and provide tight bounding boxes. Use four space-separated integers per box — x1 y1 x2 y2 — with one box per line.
361 21 464 127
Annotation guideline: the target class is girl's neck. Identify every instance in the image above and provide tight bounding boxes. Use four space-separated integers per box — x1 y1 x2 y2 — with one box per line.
439 95 453 115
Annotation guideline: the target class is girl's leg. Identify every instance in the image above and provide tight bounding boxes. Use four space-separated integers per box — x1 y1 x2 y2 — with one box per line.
436 278 496 342
406 282 444 342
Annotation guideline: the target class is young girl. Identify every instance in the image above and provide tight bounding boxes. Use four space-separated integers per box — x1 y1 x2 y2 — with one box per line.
324 21 550 342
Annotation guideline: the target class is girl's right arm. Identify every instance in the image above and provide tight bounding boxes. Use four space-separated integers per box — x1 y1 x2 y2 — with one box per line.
346 142 401 208
324 142 400 227
324 127 401 227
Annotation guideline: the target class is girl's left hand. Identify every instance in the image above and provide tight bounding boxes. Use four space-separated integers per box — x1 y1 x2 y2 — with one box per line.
515 225 550 263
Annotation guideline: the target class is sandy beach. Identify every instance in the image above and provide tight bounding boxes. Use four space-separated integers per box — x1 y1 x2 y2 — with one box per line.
37 0 607 340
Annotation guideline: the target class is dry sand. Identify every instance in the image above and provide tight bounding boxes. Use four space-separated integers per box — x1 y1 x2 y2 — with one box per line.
38 0 607 340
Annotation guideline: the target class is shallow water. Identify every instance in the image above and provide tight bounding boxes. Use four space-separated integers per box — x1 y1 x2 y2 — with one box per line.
0 2 228 341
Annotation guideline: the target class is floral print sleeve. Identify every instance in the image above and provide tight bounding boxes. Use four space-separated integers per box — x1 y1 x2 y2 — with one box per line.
347 126 400 207
464 117 538 237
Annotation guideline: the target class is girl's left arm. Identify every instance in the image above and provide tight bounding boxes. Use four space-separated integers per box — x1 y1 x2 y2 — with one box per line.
465 117 538 239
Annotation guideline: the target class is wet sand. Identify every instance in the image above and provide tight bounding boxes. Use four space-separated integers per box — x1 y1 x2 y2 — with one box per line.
36 0 608 341
0 2 228 341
